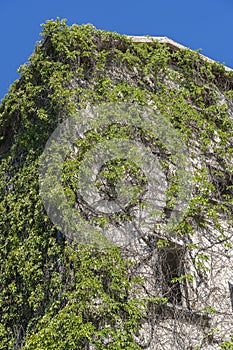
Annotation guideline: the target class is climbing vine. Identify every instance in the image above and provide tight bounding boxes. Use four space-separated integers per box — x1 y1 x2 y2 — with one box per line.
0 18 233 349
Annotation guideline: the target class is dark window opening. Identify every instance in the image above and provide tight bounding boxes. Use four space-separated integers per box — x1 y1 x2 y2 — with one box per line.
162 250 182 305
228 281 233 311
152 238 191 308
160 248 183 305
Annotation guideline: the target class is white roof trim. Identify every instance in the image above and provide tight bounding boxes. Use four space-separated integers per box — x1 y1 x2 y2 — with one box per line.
127 36 233 72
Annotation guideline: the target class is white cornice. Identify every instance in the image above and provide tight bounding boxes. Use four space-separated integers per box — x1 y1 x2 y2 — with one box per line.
127 36 233 72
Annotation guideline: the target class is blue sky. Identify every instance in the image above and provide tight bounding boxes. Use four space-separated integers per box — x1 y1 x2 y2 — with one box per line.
1 0 233 101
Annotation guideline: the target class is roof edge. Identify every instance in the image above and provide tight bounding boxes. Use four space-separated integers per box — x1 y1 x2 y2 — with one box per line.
127 36 233 72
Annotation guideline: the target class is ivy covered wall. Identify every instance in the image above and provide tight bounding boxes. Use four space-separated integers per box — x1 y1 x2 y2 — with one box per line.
0 18 233 349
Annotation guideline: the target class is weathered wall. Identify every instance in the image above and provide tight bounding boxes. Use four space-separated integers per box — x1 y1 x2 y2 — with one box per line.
1 21 233 349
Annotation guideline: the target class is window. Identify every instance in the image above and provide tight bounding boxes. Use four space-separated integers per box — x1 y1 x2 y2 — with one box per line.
160 248 183 305
228 281 233 311
155 240 190 308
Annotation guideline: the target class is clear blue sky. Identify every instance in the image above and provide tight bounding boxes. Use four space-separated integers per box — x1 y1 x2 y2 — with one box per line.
1 0 233 101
